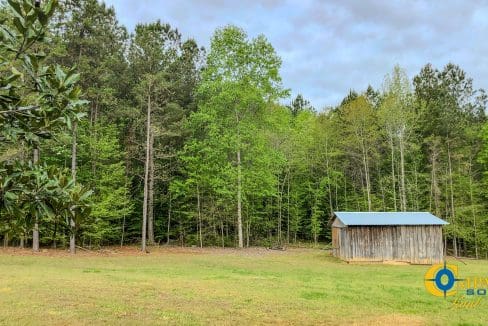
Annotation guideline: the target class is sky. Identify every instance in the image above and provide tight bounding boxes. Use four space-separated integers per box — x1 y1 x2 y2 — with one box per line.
103 0 488 109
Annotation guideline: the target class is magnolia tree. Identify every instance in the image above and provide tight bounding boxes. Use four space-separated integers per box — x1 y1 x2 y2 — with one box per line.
0 0 91 253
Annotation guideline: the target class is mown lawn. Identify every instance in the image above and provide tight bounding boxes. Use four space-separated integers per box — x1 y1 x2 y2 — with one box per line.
0 247 486 325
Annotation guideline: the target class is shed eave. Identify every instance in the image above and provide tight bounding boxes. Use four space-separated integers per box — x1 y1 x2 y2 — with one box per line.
332 211 449 226
346 223 449 226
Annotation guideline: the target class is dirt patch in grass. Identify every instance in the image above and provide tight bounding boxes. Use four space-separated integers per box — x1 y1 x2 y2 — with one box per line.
357 314 426 326
0 246 144 257
0 245 316 257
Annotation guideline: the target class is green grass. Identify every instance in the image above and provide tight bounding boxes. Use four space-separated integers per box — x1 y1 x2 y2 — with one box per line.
0 247 486 325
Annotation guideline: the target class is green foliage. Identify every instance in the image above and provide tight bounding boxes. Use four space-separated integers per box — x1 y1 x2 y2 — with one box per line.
173 26 289 246
0 0 87 146
1 1 488 257
0 0 91 248
78 122 132 245
0 161 92 239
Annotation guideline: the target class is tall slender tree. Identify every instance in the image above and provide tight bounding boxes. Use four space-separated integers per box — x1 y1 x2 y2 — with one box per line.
192 26 287 247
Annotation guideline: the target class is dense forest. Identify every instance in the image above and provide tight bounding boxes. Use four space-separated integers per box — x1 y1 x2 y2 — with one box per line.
1 0 488 257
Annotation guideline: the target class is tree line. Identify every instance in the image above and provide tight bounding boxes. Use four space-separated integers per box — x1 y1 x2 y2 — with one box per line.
1 0 488 257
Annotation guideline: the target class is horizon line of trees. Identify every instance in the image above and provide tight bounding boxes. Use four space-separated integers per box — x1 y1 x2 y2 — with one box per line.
1 0 488 258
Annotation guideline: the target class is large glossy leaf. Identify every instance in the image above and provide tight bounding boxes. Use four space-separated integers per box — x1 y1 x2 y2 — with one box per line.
7 0 24 20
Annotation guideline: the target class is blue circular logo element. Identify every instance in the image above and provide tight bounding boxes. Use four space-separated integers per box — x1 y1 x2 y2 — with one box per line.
434 267 455 292
425 261 463 298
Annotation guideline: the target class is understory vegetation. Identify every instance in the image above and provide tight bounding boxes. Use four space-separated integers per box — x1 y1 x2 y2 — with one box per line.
1 0 488 257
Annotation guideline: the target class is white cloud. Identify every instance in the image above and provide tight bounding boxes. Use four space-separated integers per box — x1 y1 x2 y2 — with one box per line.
103 0 488 108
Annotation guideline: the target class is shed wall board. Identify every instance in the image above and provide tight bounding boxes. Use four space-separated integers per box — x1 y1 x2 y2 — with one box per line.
331 225 443 264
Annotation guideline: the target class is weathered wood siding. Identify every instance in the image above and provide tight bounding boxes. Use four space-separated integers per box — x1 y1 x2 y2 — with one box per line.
331 225 444 264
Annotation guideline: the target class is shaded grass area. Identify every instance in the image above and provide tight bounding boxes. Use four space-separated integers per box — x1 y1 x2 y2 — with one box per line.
0 247 486 325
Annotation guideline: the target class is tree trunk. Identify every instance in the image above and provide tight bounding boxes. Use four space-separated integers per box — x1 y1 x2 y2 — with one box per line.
246 215 250 247
142 93 151 252
235 108 243 249
237 149 243 248
69 224 75 254
286 173 290 244
389 136 397 211
413 162 420 211
447 140 457 257
70 121 77 254
147 130 155 245
120 213 126 247
220 219 225 248
430 143 441 216
52 221 57 249
468 160 478 259
325 139 333 217
90 100 99 179
197 184 203 248
399 133 407 211
166 192 172 245
277 179 282 245
32 147 40 252
32 222 39 252
360 140 372 211
377 165 386 210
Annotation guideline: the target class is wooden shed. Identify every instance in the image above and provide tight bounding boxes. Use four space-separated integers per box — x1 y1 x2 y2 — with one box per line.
331 212 448 264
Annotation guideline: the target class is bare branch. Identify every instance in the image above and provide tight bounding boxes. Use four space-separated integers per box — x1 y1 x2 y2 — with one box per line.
0 106 40 115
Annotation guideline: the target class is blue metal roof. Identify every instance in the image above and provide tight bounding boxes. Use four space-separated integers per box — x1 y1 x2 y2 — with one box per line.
333 211 448 226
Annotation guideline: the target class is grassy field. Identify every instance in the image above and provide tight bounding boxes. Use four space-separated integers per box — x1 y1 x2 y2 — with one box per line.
0 247 486 325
